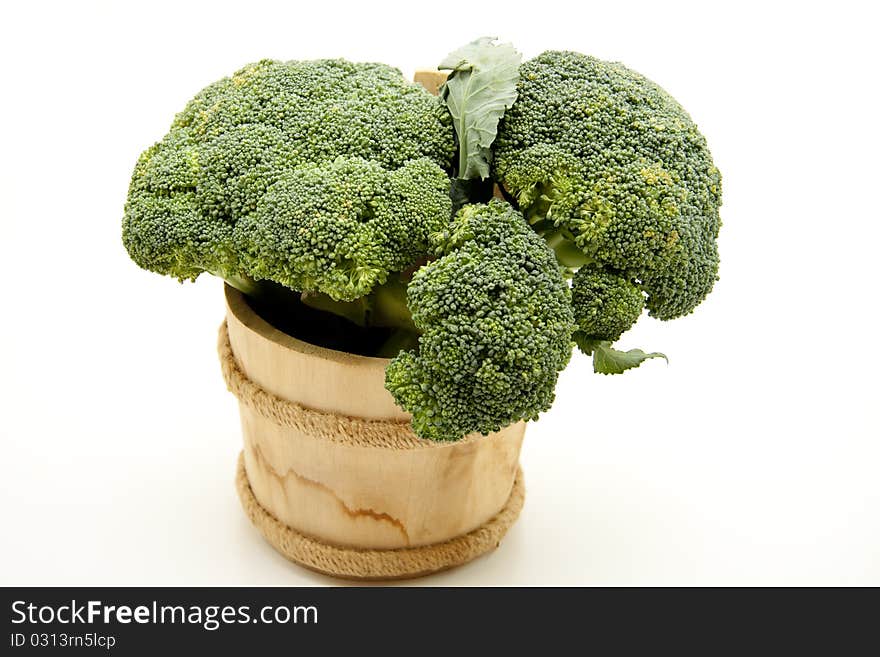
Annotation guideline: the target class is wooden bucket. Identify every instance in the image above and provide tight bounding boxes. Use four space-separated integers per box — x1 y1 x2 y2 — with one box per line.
222 286 526 579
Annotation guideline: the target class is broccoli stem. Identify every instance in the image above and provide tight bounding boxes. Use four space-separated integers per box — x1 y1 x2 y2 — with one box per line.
221 272 264 298
300 277 417 333
370 278 416 331
219 272 419 356
221 272 304 309
376 329 421 358
541 229 595 269
299 292 372 327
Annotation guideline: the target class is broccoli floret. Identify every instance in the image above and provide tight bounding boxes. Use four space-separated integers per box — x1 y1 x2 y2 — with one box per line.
570 266 666 376
571 266 644 343
122 133 239 282
173 59 454 172
385 200 574 441
122 59 455 288
494 51 722 322
234 157 451 302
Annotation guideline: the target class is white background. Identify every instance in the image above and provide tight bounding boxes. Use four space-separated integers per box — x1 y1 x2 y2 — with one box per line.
1 0 878 586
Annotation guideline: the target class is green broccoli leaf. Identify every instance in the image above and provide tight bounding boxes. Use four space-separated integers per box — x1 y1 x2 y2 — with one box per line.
574 333 667 375
439 37 521 180
593 342 667 375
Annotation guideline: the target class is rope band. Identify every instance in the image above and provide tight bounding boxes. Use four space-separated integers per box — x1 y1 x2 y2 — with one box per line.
218 321 476 450
235 453 525 580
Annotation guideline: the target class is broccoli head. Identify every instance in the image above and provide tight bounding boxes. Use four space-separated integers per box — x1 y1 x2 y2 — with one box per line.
385 200 575 441
494 51 722 324
234 156 451 301
571 266 644 343
122 59 455 292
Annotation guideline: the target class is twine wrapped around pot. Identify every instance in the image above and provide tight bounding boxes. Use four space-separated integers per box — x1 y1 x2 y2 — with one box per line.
234 452 525 580
218 315 526 580
219 321 427 450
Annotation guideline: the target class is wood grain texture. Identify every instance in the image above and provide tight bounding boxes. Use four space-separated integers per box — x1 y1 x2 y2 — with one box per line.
235 453 526 580
225 286 526 550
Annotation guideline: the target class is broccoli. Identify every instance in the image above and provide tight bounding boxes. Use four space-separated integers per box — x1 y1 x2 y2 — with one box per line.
493 51 722 369
385 200 574 441
571 266 644 343
122 58 455 304
123 45 724 442
569 266 666 374
234 156 451 303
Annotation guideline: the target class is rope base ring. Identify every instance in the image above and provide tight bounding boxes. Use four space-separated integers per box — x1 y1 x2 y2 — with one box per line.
235 452 525 580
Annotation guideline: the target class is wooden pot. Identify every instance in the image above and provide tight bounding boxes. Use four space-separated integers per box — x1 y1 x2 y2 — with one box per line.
222 285 526 579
